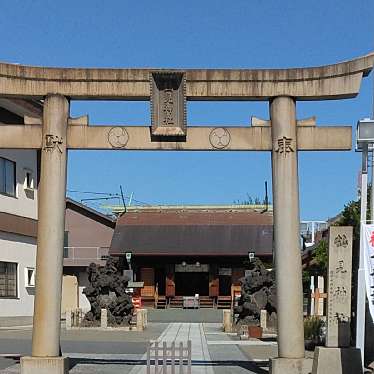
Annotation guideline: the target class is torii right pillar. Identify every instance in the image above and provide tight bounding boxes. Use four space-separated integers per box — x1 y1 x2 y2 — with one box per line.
270 96 307 373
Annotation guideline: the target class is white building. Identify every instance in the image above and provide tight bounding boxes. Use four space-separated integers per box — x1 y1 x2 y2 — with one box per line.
0 99 42 317
300 220 328 248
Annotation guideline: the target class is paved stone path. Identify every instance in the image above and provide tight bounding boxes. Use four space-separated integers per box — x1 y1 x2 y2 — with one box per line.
0 323 272 373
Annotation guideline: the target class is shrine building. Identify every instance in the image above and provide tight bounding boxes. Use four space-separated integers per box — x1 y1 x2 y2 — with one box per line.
109 205 273 307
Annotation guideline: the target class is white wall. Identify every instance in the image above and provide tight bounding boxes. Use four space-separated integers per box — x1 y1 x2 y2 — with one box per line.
78 271 90 312
0 149 38 317
0 231 37 317
0 149 38 220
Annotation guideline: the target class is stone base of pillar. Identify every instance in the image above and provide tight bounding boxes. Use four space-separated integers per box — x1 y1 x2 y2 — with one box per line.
270 357 312 374
311 347 363 374
21 356 69 374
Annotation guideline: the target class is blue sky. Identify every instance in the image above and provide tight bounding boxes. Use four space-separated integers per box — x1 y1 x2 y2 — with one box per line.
0 0 373 219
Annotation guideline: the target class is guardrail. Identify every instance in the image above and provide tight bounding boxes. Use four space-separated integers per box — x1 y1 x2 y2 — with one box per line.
147 340 191 374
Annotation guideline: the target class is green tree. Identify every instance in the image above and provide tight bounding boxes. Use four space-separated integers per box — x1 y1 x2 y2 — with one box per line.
335 199 361 243
312 239 328 273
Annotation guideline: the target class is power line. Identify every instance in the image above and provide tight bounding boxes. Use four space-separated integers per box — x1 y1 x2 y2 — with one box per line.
67 188 152 206
67 189 119 196
81 196 121 202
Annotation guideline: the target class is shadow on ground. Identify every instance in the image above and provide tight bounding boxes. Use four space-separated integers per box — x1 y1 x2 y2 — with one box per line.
69 357 269 373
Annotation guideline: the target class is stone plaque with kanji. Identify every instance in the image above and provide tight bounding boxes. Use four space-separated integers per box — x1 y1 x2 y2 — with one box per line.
150 71 186 137
326 226 353 347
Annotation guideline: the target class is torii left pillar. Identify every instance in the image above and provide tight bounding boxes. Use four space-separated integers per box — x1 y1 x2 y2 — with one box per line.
21 94 69 374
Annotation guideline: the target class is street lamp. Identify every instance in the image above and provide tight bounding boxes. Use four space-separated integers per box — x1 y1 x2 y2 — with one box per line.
355 118 374 365
356 118 374 150
125 251 132 270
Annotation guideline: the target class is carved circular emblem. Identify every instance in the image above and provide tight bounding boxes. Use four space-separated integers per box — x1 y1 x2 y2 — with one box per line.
209 127 231 149
108 127 129 148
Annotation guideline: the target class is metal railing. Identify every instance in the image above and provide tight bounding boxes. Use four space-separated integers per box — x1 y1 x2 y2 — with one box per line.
147 340 191 374
63 246 109 261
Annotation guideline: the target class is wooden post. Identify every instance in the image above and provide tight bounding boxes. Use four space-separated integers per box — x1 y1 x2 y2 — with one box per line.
171 341 176 374
163 342 167 374
317 276 325 315
311 288 327 316
310 275 315 316
155 341 159 373
179 342 183 374
187 340 192 374
146 342 151 374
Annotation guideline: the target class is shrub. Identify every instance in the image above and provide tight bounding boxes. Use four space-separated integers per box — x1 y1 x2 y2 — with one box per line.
304 316 324 341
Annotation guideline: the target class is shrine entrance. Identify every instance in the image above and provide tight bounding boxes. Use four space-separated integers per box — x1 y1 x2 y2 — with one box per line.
0 53 372 374
175 272 209 297
219 274 232 296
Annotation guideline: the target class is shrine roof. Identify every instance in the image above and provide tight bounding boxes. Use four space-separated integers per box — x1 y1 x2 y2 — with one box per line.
109 206 273 256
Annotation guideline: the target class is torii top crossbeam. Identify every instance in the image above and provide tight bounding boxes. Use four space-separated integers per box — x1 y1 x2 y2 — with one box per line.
0 53 373 100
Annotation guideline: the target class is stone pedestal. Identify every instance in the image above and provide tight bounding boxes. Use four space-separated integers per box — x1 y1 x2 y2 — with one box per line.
270 357 312 374
312 347 363 374
136 309 144 331
21 356 69 374
65 309 72 330
136 309 148 331
260 309 267 330
223 309 232 332
100 309 108 328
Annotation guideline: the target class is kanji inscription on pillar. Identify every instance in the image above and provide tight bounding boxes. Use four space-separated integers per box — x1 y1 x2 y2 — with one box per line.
44 134 63 153
326 226 353 348
275 136 294 157
150 71 186 137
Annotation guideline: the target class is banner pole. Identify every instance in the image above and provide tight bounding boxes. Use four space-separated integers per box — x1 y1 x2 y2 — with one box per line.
356 144 368 367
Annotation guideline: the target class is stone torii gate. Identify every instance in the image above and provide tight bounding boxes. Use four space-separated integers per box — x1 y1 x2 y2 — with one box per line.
0 54 373 374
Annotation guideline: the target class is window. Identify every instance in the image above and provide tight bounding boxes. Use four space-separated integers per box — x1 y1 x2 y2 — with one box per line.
0 158 16 197
24 267 35 287
24 169 34 190
0 262 17 297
